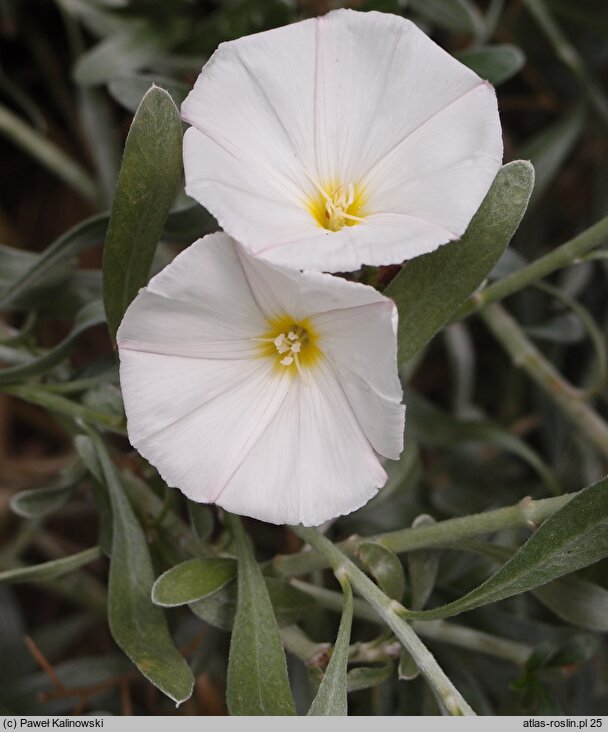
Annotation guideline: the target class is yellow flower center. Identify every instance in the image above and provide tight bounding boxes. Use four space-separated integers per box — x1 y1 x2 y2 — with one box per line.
308 181 366 232
253 315 321 377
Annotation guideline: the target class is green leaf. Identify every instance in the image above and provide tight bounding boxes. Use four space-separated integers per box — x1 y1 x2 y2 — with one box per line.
534 576 608 633
102 85 183 342
73 435 113 556
357 543 405 601
456 45 525 85
0 547 101 586
3 385 125 434
0 201 203 313
459 541 608 632
347 662 393 691
187 501 214 541
74 24 169 87
407 515 441 611
162 201 217 245
87 429 194 704
189 576 315 631
308 578 353 716
407 391 559 494
225 515 296 716
404 476 608 620
10 464 84 519
0 214 107 311
108 74 190 114
385 161 535 366
517 105 585 208
79 87 122 207
398 649 420 681
408 0 484 35
0 301 106 386
152 558 236 607
525 635 599 671
0 246 68 311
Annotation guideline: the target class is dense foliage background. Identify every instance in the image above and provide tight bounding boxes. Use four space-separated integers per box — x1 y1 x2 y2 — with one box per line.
1 0 607 717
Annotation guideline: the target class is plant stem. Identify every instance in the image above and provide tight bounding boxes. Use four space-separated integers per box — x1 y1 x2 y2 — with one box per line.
272 492 575 578
292 526 476 716
0 104 99 204
290 580 532 667
480 303 608 459
456 214 608 319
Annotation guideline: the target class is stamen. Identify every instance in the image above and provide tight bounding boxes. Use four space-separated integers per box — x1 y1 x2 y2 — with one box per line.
255 317 319 377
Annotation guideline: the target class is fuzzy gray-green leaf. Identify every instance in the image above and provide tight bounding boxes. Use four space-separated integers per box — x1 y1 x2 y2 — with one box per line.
386 161 534 366
0 547 101 586
226 515 296 716
152 558 236 607
357 543 405 601
456 45 525 85
308 579 353 716
404 476 608 620
88 430 194 704
102 85 182 342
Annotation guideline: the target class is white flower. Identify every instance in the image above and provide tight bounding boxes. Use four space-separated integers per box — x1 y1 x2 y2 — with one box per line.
181 9 503 273
117 233 405 526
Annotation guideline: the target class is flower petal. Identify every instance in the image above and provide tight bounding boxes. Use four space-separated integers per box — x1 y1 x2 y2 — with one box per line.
236 245 386 322
117 233 268 360
120 349 291 503
216 360 388 526
311 301 405 460
182 9 502 272
182 14 321 251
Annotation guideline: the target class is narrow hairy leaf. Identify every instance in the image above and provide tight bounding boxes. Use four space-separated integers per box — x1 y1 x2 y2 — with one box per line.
407 515 441 611
10 464 85 519
308 578 353 716
534 576 608 633
108 74 190 113
102 86 182 341
187 501 214 541
517 105 585 207
408 0 483 34
398 649 420 681
88 430 194 704
0 301 105 385
407 391 559 494
189 577 315 631
386 161 535 365
152 558 236 607
357 543 405 601
347 662 393 692
0 215 107 311
458 541 608 632
0 547 101 586
404 476 608 620
456 45 525 85
0 201 205 313
226 514 296 716
74 25 168 87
